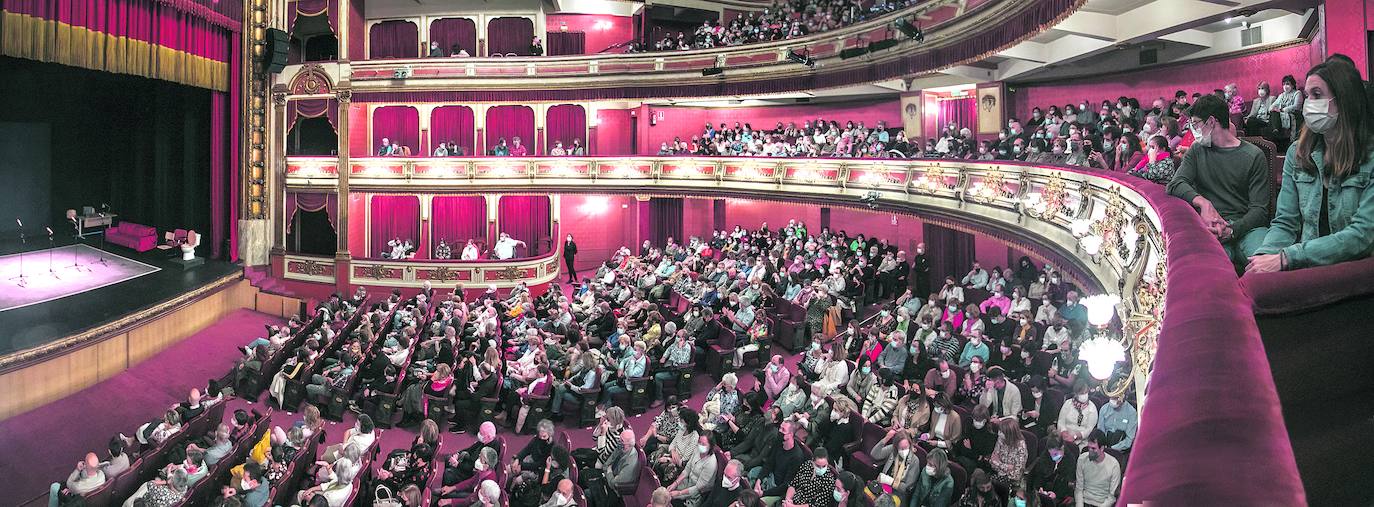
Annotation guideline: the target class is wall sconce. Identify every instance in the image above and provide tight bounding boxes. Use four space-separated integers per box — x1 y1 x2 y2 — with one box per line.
794 167 822 182
550 164 578 177
1079 294 1124 380
912 167 946 194
858 171 886 187
579 195 609 214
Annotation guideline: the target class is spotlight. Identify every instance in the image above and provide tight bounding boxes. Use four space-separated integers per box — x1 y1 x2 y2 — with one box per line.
787 50 815 68
701 66 724 76
867 38 900 52
392 65 413 79
894 19 924 42
839 46 870 59
859 191 881 209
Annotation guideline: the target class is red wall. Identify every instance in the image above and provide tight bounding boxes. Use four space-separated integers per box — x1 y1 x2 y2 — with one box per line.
593 108 635 155
722 197 823 231
641 99 901 154
348 103 368 158
1008 43 1315 118
545 14 635 54
682 198 714 241
559 194 639 271
1323 0 1369 76
828 207 923 254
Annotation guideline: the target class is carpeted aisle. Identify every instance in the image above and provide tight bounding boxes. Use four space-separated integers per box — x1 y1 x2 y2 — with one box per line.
0 309 286 506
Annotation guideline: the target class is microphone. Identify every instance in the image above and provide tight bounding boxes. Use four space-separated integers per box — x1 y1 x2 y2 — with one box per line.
15 218 22 227
46 227 53 236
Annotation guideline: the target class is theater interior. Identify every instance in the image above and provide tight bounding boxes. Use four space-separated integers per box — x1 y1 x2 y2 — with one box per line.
0 0 1370 505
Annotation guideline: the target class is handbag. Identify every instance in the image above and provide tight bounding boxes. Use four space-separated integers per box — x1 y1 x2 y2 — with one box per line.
374 484 402 507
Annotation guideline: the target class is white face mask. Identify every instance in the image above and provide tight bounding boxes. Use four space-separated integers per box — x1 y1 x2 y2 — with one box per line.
940 370 950 379
925 465 937 476
970 363 982 373
698 444 710 455
721 475 739 488
1304 98 1338 134
973 420 986 429
1191 123 1213 147
1076 394 1090 403
475 460 487 471
898 448 911 458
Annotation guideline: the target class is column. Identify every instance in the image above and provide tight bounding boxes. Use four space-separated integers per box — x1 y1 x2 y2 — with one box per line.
335 90 353 294
269 90 288 277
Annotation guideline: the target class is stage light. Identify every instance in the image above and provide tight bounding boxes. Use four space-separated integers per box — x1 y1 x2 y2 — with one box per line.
702 67 724 77
895 20 924 42
787 50 815 68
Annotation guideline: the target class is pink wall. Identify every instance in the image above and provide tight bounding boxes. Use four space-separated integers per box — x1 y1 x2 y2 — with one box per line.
641 99 901 154
974 236 1012 271
347 193 366 255
348 0 365 61
545 14 635 54
348 102 368 158
722 197 823 231
593 108 634 155
1322 0 1368 77
1008 43 1315 118
559 194 638 271
828 207 923 254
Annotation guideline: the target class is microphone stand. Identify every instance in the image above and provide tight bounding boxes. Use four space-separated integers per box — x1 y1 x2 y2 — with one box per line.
47 230 58 279
10 230 27 287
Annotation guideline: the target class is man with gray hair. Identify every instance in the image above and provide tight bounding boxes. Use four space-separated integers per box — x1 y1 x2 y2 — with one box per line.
701 459 746 505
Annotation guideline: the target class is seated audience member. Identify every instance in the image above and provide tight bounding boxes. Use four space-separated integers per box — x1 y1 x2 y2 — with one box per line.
428 42 445 57
1247 59 1374 273
450 44 470 57
137 409 183 446
870 430 922 501
909 448 955 507
50 452 105 504
1057 382 1099 444
1028 432 1077 504
1244 81 1277 134
987 419 1028 490
322 414 376 464
1165 94 1272 267
960 469 1001 507
436 447 497 506
124 468 190 507
780 448 837 506
103 435 132 477
1076 430 1122 507
584 429 640 505
1098 394 1138 453
1270 75 1304 143
979 366 1021 424
236 461 271 507
510 136 530 157
494 232 527 260
204 424 234 465
298 458 358 507
1129 134 1178 184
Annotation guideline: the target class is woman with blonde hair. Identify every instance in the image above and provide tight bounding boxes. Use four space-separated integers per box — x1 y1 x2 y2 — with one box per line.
988 418 1028 489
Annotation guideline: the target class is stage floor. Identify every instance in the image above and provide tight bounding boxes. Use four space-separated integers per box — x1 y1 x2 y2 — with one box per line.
0 244 160 312
0 237 239 357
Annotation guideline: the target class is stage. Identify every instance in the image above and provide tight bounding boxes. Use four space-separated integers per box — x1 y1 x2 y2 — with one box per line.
0 236 240 357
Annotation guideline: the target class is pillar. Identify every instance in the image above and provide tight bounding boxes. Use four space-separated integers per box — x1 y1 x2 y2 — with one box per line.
335 90 353 295
1323 0 1369 77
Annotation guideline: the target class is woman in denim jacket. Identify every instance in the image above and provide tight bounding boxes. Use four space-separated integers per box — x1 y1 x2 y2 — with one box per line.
1247 59 1374 273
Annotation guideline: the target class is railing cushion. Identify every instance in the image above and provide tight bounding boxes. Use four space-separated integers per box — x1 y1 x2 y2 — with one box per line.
1240 256 1374 315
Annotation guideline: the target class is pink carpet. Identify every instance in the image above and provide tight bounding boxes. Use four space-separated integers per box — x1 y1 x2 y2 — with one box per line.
0 309 285 506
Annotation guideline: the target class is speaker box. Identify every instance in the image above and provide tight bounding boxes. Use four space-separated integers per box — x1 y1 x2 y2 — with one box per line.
264 28 289 74
839 46 869 59
867 38 900 52
701 66 724 76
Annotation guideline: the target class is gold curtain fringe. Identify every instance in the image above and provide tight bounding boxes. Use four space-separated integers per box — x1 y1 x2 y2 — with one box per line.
0 11 228 91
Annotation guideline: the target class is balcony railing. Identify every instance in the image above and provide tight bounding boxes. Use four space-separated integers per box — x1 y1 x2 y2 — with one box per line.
281 153 1306 504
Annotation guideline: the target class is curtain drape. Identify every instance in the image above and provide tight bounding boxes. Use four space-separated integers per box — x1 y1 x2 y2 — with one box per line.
487 16 533 56
287 192 338 233
544 104 586 154
430 105 475 156
211 90 225 258
368 19 418 58
287 98 338 133
936 97 977 133
545 31 585 56
0 0 237 90
372 105 419 155
288 0 337 35
484 105 534 155
428 17 476 56
922 223 975 286
370 195 419 258
497 195 551 257
647 198 683 248
431 196 487 253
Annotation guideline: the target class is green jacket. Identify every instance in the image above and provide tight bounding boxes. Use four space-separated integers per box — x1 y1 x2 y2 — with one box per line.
1254 144 1374 269
910 471 955 507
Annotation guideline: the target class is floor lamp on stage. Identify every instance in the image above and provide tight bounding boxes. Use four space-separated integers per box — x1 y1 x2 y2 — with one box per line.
47 227 59 279
11 218 28 287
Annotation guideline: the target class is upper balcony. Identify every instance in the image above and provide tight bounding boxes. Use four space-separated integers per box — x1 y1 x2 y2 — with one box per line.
283 0 1081 101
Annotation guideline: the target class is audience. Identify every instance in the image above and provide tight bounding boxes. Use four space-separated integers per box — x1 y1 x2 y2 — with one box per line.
631 0 922 53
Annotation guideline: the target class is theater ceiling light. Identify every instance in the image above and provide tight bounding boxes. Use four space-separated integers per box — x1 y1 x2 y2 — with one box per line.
1080 293 1125 380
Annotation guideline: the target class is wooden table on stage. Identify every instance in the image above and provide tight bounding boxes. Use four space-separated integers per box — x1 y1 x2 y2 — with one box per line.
77 214 116 238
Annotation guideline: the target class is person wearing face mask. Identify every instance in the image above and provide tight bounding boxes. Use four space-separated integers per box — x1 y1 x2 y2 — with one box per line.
957 331 989 370
586 429 641 506
1269 74 1305 146
1244 81 1278 135
781 449 835 506
1130 134 1178 184
808 396 857 465
1075 430 1122 507
1057 382 1099 444
978 367 1022 426
435 446 497 506
1098 394 1138 453
870 432 923 502
701 459 746 506
1019 377 1060 436
860 378 901 426
1248 59 1374 273
1111 132 1144 172
846 358 879 402
1028 432 1078 504
975 140 995 160
928 324 962 366
876 332 909 382
958 355 988 405
907 448 955 507
1166 93 1272 268
959 463 1002 507
538 479 576 507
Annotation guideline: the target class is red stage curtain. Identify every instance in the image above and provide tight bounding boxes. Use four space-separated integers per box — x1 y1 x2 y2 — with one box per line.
429 17 476 56
498 195 551 257
936 97 977 132
923 223 974 283
546 31 585 56
370 195 420 258
211 90 225 258
431 196 487 253
484 105 534 155
487 17 533 56
372 106 419 155
369 19 418 58
0 0 236 90
289 0 337 35
430 106 475 156
287 98 338 133
544 104 586 155
287 192 338 233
